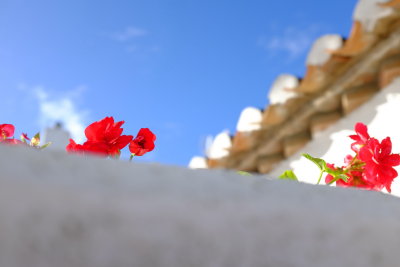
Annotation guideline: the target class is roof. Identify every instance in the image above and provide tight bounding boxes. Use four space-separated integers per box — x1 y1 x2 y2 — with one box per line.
189 0 400 173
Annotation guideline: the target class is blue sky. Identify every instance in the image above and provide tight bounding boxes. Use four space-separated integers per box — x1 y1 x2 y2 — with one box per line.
0 0 355 166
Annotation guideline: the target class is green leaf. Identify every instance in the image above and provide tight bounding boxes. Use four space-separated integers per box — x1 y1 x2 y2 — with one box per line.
325 167 343 176
327 174 349 185
279 170 298 181
337 174 349 182
40 142 52 149
237 171 252 176
302 153 327 172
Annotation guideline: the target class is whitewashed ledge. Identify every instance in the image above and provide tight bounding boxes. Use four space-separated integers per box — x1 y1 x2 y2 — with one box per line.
1 145 400 267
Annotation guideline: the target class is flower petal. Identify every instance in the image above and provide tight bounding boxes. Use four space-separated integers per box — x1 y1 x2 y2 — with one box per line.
381 154 400 166
355 122 369 142
0 124 15 138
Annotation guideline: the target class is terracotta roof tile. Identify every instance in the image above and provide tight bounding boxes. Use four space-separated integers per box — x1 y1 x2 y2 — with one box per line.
380 0 400 8
190 0 400 173
333 22 377 57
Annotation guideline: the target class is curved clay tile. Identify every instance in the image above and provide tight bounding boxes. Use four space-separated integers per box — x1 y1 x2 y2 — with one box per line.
206 131 232 160
341 84 379 115
257 154 285 174
236 107 263 132
332 21 376 57
306 35 344 66
297 65 325 93
262 95 311 127
188 156 208 169
231 131 255 153
283 131 311 157
268 74 300 105
231 107 263 152
379 55 400 88
334 0 399 56
354 0 394 32
310 111 342 137
379 0 400 8
297 35 344 93
261 104 290 126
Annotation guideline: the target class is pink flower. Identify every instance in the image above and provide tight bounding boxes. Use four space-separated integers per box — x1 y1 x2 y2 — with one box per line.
325 155 384 191
359 137 400 192
349 122 370 153
325 164 381 191
21 133 30 142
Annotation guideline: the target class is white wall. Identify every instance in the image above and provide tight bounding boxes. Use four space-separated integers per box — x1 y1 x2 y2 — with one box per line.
271 78 400 195
43 126 70 151
1 141 400 266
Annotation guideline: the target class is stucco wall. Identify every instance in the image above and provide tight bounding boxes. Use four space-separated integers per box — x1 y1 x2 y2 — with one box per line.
2 142 400 266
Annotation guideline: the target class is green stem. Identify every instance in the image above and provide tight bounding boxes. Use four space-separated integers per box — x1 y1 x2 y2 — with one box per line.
327 177 339 185
344 152 360 172
129 154 135 162
317 171 324 185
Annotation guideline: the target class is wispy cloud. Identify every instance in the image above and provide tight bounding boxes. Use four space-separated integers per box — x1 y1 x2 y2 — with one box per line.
108 26 158 54
112 26 147 42
258 25 321 60
34 86 89 143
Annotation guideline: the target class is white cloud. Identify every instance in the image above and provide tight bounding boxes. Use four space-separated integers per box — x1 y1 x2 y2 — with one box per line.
258 25 321 60
34 86 88 143
112 26 147 42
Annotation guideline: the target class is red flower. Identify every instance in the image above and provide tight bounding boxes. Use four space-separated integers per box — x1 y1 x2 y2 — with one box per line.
349 122 370 153
325 165 381 191
129 128 156 156
21 133 30 141
0 124 15 140
66 139 82 153
67 117 133 157
66 139 109 156
359 137 400 192
85 117 133 156
66 117 155 159
325 155 385 191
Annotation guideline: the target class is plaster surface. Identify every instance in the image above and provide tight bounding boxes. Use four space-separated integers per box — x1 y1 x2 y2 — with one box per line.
1 144 400 267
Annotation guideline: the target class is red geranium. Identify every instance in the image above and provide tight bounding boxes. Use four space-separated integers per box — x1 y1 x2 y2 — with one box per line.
349 122 370 153
66 139 109 156
323 122 400 193
67 117 133 157
0 124 48 148
359 137 400 193
129 128 156 156
0 124 22 146
84 117 133 156
0 124 15 140
66 117 155 159
325 161 381 191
